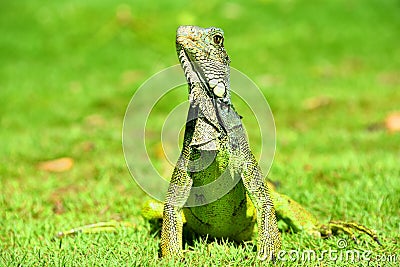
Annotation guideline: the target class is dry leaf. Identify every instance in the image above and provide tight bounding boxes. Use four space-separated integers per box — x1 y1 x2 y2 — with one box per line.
303 164 313 171
120 70 143 86
303 96 332 110
385 112 400 133
38 157 74 172
84 114 105 127
116 4 133 26
80 141 95 152
99 205 110 215
52 199 65 215
377 71 400 86
154 142 164 160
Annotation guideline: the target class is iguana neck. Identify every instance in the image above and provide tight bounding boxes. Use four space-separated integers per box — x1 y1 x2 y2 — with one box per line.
178 48 231 105
176 25 245 145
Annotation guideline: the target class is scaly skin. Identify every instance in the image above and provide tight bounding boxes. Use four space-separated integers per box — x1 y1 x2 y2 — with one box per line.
160 25 281 261
142 183 380 244
56 26 380 259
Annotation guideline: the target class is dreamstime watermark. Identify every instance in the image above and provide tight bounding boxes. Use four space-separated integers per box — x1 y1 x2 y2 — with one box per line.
275 239 398 264
122 64 276 206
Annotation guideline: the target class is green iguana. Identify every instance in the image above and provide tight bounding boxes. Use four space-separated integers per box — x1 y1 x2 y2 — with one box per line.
157 25 282 261
57 25 380 261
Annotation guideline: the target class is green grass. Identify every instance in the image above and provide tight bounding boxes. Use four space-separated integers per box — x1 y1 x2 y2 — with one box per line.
1 0 399 266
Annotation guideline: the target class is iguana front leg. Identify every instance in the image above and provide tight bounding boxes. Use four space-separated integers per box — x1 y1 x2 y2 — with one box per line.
161 150 193 258
241 156 281 261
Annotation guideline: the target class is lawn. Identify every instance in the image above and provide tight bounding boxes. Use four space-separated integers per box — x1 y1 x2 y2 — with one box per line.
1 0 399 266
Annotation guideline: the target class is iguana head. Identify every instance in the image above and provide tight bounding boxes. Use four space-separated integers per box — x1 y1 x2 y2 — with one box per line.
176 26 230 99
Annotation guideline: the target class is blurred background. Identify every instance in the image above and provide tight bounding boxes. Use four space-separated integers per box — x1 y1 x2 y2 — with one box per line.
1 0 399 265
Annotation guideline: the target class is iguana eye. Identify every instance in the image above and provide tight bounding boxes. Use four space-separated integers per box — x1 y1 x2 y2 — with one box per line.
213 34 224 46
